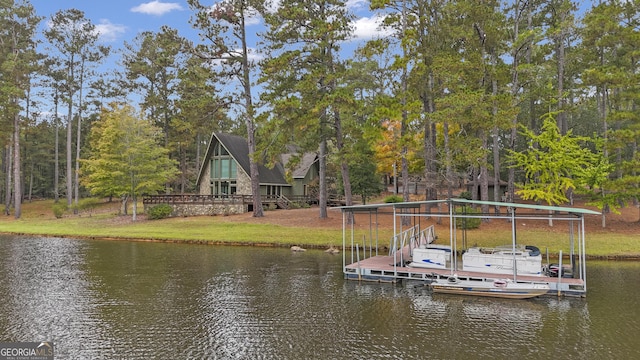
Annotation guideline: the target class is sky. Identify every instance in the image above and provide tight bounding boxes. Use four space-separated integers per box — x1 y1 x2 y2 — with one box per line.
28 0 600 70
30 0 389 68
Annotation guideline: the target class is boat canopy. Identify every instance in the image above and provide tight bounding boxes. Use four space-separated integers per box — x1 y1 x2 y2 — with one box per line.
336 198 601 216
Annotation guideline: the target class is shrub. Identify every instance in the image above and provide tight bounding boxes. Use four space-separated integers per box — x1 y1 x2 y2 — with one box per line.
52 203 68 219
147 204 173 220
459 191 472 200
383 195 404 203
455 206 481 229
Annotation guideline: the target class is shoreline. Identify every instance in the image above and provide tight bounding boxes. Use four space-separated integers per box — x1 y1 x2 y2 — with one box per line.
1 201 638 259
2 230 639 260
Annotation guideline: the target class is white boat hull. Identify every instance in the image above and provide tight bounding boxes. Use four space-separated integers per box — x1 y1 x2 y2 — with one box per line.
430 278 550 299
409 246 451 270
462 246 543 276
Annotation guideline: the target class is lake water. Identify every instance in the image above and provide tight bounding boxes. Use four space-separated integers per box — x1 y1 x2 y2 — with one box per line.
0 235 638 359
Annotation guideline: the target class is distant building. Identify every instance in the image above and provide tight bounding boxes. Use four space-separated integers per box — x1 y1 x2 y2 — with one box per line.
466 175 508 201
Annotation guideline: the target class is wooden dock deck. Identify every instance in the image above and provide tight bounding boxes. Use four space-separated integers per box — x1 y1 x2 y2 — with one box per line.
344 254 586 297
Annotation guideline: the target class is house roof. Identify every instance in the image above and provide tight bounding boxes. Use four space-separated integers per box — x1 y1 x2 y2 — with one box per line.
280 152 318 179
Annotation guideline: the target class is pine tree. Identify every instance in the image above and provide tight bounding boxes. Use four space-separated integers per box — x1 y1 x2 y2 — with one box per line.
260 0 354 218
188 0 265 217
44 9 108 209
0 0 42 218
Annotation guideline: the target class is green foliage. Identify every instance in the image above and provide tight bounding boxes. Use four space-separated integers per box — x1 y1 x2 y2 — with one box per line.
52 203 67 219
383 195 404 203
147 204 174 220
455 206 481 230
508 113 599 206
349 161 384 205
336 140 384 205
80 103 179 220
459 191 472 200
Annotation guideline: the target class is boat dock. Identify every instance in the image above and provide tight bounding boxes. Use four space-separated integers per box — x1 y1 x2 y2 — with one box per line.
343 254 586 296
338 199 600 298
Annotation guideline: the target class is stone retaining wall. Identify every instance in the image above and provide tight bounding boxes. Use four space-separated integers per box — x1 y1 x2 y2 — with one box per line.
146 203 247 217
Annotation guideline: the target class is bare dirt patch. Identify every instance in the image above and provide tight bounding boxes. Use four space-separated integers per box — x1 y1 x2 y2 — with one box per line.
216 201 639 235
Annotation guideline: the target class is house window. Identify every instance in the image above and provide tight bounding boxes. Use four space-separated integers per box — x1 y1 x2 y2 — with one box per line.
210 142 238 195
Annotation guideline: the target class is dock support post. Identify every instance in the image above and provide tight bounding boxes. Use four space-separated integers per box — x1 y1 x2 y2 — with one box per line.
357 244 361 281
557 250 563 297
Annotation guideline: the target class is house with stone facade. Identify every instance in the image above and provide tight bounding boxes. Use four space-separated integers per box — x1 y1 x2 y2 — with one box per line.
195 132 319 208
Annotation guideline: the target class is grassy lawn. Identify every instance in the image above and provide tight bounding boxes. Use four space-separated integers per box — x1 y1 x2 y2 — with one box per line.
0 200 347 248
448 228 639 258
1 199 638 259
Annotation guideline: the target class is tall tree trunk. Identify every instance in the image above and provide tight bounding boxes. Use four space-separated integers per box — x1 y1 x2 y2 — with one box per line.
526 1 536 132
239 9 263 218
196 132 202 180
471 166 478 201
318 138 327 218
492 126 500 204
480 133 489 215
132 194 137 221
444 121 453 199
74 59 85 212
555 13 567 135
54 90 60 203
180 145 186 193
424 72 438 202
508 0 522 205
400 0 410 226
13 112 21 219
28 162 33 202
66 55 75 207
491 51 501 215
475 21 489 215
5 145 12 215
334 110 353 206
327 45 352 208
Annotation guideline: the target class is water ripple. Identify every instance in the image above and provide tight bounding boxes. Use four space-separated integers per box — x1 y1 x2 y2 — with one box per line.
1 237 639 359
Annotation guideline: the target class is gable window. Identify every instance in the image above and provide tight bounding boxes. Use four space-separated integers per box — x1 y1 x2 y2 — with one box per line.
210 142 237 195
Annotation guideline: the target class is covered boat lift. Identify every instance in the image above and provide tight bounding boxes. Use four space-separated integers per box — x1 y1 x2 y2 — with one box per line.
339 199 601 297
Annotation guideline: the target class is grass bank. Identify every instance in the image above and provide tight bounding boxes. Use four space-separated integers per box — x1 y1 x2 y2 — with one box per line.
0 200 351 248
0 199 638 259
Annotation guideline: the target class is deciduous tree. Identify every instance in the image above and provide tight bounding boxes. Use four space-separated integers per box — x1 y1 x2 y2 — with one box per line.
81 103 178 221
509 112 597 225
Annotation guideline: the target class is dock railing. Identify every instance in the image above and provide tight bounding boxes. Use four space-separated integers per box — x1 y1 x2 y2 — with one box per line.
389 225 436 266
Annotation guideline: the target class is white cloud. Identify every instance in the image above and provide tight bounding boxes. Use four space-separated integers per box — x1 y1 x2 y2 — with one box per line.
244 12 262 26
208 47 263 68
94 19 127 42
345 0 368 10
351 14 393 42
131 1 183 16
